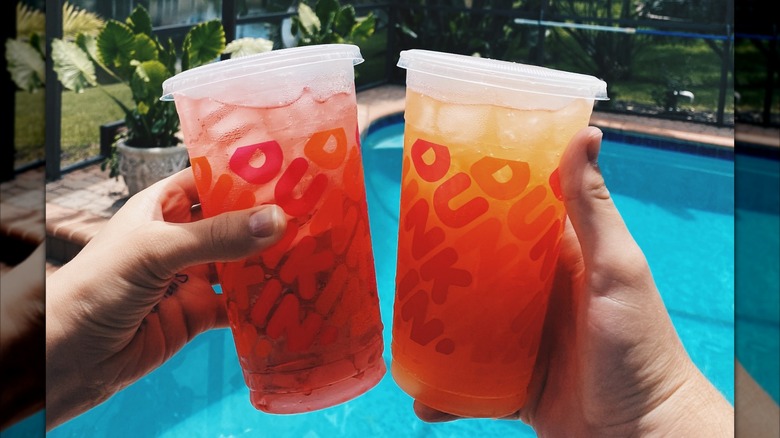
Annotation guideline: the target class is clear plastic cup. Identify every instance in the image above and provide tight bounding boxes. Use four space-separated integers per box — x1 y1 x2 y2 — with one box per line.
391 49 608 418
161 44 385 414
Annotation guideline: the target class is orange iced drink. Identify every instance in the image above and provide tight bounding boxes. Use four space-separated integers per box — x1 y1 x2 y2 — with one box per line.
161 45 385 414
391 50 608 418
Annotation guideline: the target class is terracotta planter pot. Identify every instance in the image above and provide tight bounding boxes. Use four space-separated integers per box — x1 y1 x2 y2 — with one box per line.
117 140 189 196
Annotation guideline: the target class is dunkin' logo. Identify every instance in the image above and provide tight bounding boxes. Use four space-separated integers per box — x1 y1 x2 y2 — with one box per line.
396 138 564 358
192 126 378 357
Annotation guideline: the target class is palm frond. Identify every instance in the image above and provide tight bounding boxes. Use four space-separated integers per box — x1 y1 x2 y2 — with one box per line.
63 2 106 39
14 2 105 40
16 3 46 39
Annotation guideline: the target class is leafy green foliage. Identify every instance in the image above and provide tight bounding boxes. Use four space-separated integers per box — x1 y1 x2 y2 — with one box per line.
51 39 98 93
126 5 154 37
97 21 145 78
5 38 45 92
5 2 105 92
52 4 226 158
392 0 521 62
51 4 275 176
291 0 376 46
183 20 227 71
47 4 224 179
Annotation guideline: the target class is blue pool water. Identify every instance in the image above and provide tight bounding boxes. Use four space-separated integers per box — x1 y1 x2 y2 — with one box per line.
43 119 736 438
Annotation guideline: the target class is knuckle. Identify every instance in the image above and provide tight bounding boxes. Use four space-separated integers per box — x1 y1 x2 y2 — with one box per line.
595 245 652 289
207 213 245 259
125 223 176 280
584 175 611 201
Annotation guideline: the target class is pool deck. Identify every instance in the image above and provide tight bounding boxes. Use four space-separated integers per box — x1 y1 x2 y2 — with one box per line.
1 84 772 272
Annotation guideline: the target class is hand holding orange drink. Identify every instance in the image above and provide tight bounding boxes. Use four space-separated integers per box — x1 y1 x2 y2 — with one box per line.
391 50 608 418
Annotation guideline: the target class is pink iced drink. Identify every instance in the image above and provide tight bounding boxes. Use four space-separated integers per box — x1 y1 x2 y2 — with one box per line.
173 83 385 414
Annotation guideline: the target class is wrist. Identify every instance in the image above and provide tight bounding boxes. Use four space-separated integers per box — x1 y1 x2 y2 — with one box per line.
45 276 108 430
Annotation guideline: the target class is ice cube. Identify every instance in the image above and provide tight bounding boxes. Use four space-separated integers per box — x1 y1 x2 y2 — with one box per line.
436 103 491 146
405 98 437 136
495 108 556 159
176 97 226 152
208 106 275 152
552 100 593 148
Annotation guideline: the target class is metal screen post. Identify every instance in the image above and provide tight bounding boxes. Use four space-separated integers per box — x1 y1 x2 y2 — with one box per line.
386 3 398 83
537 0 549 65
100 120 125 159
221 0 236 60
45 0 63 181
716 27 731 127
716 1 734 127
762 25 777 126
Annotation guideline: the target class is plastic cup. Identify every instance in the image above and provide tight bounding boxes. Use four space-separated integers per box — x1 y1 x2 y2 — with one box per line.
161 44 385 414
391 49 608 418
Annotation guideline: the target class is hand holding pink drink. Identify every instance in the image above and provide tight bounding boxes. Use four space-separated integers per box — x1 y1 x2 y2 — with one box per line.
161 45 385 414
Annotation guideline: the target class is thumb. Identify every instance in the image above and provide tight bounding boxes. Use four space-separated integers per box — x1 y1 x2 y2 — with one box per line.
559 127 650 287
140 204 287 278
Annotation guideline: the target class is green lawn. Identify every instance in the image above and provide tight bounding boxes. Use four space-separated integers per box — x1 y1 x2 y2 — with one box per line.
14 90 45 167
60 83 132 166
13 83 132 169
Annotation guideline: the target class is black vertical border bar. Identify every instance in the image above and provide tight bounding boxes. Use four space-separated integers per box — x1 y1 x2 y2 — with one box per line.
717 1 734 127
1 0 17 182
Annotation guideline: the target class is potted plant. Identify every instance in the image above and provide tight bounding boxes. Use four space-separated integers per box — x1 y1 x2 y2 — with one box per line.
51 5 270 196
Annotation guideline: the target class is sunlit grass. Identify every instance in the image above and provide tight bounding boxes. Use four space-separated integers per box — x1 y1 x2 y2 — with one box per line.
14 90 45 166
14 82 135 168
59 83 132 166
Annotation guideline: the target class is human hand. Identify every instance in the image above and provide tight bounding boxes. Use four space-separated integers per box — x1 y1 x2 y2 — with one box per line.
414 127 734 436
1 243 45 430
45 169 286 430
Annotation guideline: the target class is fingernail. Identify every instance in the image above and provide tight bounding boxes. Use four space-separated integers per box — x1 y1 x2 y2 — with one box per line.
249 206 282 237
587 128 603 164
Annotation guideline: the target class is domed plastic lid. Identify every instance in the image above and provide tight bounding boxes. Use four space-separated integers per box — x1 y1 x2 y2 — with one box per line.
398 49 608 101
161 44 363 101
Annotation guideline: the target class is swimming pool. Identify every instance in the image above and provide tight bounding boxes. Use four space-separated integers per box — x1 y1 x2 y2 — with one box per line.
44 116 735 438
